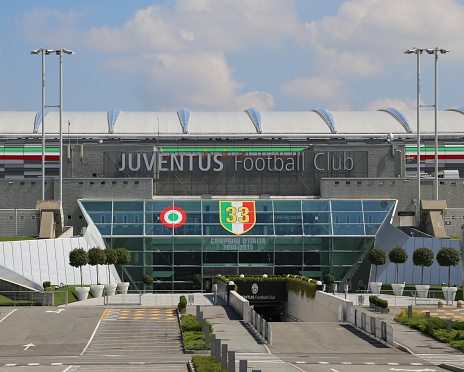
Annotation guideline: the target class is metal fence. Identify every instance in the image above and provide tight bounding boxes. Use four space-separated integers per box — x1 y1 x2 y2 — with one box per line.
349 306 394 345
0 290 53 306
249 307 272 345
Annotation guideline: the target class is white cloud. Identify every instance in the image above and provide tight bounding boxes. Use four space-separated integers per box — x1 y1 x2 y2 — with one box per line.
364 98 417 112
281 76 349 102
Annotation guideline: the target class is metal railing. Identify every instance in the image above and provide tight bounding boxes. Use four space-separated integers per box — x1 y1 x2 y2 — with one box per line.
0 290 54 306
355 288 457 307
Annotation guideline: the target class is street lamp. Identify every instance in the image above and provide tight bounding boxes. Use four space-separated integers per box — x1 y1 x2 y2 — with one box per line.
404 47 423 223
425 48 449 200
31 48 74 203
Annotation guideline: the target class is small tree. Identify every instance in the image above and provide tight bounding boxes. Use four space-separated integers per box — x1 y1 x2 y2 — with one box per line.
388 247 408 284
436 247 461 287
368 248 386 282
412 247 434 285
69 248 89 287
115 248 131 282
143 274 154 291
88 247 106 285
105 248 118 284
192 273 202 289
324 273 335 291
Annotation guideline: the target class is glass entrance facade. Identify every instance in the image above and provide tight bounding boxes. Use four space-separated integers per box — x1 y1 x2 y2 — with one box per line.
79 198 395 290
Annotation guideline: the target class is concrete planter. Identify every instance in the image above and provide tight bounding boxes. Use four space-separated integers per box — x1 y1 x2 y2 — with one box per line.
391 283 405 296
90 284 104 298
117 282 130 294
75 287 90 301
370 282 382 295
442 287 458 302
104 283 117 296
415 284 430 298
381 307 388 314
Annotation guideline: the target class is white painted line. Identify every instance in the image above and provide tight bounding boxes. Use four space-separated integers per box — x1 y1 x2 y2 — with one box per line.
365 362 375 364
5 364 17 366
0 309 17 323
27 363 40 366
330 369 340 372
411 363 423 365
62 366 74 372
51 363 63 365
23 343 35 351
342 362 352 364
318 362 329 364
80 318 102 355
388 363 399 365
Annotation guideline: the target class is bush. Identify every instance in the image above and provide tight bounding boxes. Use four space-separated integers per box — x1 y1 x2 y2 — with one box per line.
180 314 212 351
192 356 226 372
324 273 335 285
143 274 154 286
359 285 367 290
286 277 317 299
368 248 386 282
43 281 51 289
181 314 213 333
413 248 434 285
178 295 187 312
369 295 388 309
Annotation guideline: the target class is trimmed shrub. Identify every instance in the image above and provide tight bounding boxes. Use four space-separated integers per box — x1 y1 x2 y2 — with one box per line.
368 248 386 282
191 356 225 372
178 295 187 313
436 247 461 286
43 281 51 289
388 247 408 284
286 277 317 299
413 248 434 285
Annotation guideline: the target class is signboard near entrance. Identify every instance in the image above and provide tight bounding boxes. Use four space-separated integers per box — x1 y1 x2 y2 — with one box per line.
235 281 287 302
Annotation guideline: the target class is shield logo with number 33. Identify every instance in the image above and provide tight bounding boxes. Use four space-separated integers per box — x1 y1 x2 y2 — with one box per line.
220 201 256 235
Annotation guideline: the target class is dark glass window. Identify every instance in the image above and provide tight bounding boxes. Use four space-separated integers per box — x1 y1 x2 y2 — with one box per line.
203 252 237 264
275 252 302 265
304 252 321 265
153 252 173 266
239 252 274 264
275 225 302 235
174 252 201 265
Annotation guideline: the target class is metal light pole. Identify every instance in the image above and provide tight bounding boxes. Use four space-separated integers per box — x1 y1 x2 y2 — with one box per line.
31 48 54 200
56 48 75 203
405 48 423 223
426 48 449 200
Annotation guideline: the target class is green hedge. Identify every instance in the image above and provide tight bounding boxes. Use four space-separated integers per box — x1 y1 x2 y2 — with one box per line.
395 313 464 352
286 277 317 299
192 356 226 372
369 295 388 309
180 314 212 350
178 295 187 312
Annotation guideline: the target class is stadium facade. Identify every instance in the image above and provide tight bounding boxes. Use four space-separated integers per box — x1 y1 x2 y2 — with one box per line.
1 107 464 290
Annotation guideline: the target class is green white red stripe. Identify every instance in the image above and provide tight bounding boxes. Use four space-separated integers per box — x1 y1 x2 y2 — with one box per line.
220 201 256 235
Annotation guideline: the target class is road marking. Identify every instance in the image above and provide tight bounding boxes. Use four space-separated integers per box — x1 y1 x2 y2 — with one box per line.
342 362 352 364
390 369 436 372
27 363 40 366
411 363 423 365
0 309 17 323
23 343 35 351
46 309 65 314
80 317 102 355
51 363 63 365
289 363 306 372
5 364 17 366
388 363 400 365
318 362 329 364
330 369 340 372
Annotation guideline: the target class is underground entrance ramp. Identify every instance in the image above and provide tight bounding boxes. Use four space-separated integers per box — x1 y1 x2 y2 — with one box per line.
269 322 397 354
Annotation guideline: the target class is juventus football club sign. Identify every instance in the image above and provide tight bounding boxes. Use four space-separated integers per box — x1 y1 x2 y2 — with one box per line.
220 201 256 235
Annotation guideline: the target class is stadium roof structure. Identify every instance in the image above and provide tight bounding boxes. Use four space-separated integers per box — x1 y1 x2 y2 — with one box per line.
2 107 464 140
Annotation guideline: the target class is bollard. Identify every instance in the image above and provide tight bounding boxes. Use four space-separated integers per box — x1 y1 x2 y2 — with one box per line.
205 325 210 346
211 334 216 357
196 305 200 319
426 312 430 319
408 305 412 318
252 370 261 372
221 344 228 370
447 319 452 334
202 319 207 333
198 311 203 322
239 360 247 372
228 350 235 372
215 339 222 363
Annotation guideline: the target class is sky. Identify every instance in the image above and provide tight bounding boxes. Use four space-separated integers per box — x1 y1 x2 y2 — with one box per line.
1 0 464 113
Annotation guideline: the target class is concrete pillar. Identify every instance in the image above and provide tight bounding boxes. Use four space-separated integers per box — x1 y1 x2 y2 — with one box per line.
239 359 247 372
228 350 235 372
221 344 228 370
215 339 221 363
211 334 216 357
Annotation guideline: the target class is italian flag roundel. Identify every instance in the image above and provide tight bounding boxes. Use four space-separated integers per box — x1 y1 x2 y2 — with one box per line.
160 207 187 228
220 201 256 235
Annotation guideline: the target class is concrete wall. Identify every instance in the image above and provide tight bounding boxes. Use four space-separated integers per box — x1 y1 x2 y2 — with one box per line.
229 291 251 322
284 290 353 322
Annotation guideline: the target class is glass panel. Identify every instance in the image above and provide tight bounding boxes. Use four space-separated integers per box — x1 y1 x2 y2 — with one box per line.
145 237 172 251
203 213 219 223
203 237 274 251
202 201 219 212
304 252 321 265
173 237 202 251
330 200 362 211
332 224 364 235
332 252 362 265
256 213 273 223
174 252 201 265
364 212 388 224
239 252 274 265
88 213 112 224
145 224 173 235
145 200 173 212
80 201 112 212
111 237 143 251
302 200 330 212
275 225 302 235
203 252 237 264
174 267 201 281
96 224 111 235
274 266 302 275
303 212 331 224
112 224 144 235
304 237 331 251
173 201 201 211
112 212 144 223
331 266 351 282
203 224 228 235
365 224 382 235
274 212 302 223
275 252 302 265
127 252 143 265
333 237 366 251
255 200 273 211
241 225 274 235
332 212 363 224
304 224 332 235
362 200 395 211
153 252 173 265
274 237 303 251
113 201 144 212
273 200 301 211
173 224 201 235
